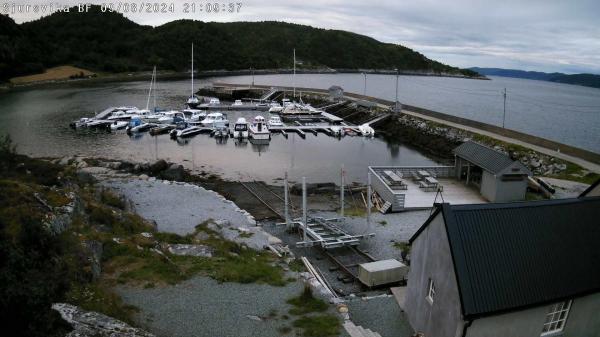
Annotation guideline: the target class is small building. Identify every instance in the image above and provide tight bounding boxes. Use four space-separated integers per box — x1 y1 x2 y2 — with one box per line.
454 141 531 202
404 197 600 337
328 85 344 101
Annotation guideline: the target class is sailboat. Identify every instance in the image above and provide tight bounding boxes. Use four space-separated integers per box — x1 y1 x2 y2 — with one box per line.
144 66 165 123
186 43 201 108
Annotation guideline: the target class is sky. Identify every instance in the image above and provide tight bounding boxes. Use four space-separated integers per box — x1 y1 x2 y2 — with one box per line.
3 0 600 74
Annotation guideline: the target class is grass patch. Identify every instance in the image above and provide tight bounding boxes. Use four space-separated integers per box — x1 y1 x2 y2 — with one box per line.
393 241 410 253
292 315 340 337
153 232 194 244
101 189 126 210
66 283 138 325
378 220 388 226
343 206 367 217
287 286 328 315
288 259 306 272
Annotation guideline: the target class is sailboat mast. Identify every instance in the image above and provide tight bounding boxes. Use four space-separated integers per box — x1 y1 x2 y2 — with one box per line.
146 66 155 111
293 48 296 99
191 43 194 97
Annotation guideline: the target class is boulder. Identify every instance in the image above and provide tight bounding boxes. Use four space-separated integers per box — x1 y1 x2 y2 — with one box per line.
167 244 213 257
149 159 168 174
162 164 185 181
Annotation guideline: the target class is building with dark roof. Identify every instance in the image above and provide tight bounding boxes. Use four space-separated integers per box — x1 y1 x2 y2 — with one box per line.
454 141 531 202
403 197 600 337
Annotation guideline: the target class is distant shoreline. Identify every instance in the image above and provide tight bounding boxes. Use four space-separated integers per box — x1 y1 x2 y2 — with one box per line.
1 68 487 92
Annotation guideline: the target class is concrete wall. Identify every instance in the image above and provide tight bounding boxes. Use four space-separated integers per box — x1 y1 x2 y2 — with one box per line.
405 213 464 337
466 292 600 337
480 171 496 201
369 168 404 211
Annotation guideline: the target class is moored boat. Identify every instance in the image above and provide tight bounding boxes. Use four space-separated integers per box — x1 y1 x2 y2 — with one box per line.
232 118 249 138
249 115 270 140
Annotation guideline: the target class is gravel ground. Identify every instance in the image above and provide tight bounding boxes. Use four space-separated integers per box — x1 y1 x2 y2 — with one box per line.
102 179 255 235
117 276 306 337
346 296 413 337
311 210 432 260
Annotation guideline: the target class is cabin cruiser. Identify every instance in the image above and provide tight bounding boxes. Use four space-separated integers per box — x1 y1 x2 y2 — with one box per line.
232 118 249 138
187 95 200 108
183 109 206 123
110 121 128 131
268 102 283 113
70 117 93 129
268 116 283 127
201 112 228 128
231 99 243 107
107 109 141 121
157 111 186 124
249 116 270 140
209 98 220 105
358 123 375 137
281 98 292 108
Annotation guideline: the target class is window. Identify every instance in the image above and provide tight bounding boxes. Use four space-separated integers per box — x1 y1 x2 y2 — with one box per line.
426 278 435 304
541 300 571 335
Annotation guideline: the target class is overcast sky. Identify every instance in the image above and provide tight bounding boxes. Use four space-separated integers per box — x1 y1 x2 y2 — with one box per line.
4 0 600 74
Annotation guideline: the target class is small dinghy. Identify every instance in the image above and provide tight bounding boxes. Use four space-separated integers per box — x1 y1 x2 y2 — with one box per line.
358 123 375 137
149 124 175 136
171 125 204 139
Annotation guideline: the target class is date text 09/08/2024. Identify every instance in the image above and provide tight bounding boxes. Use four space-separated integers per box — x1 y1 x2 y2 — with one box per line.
99 2 242 13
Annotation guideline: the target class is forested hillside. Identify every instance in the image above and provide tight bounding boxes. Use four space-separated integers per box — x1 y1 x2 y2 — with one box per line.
0 6 480 81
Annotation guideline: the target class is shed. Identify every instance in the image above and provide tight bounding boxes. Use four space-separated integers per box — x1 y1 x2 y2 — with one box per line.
453 141 531 202
358 259 407 287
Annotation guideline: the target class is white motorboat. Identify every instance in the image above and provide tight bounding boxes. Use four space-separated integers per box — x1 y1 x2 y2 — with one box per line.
282 98 292 107
249 115 270 140
157 111 186 124
173 125 203 138
232 118 249 138
110 121 128 131
268 102 283 113
358 123 375 137
231 99 243 107
201 112 228 128
126 117 156 134
330 126 345 137
183 109 206 123
70 117 92 129
281 102 321 115
209 98 220 105
268 116 283 127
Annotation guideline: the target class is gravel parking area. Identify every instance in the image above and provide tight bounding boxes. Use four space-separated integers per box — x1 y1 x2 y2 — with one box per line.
117 276 305 337
346 295 413 337
102 179 255 235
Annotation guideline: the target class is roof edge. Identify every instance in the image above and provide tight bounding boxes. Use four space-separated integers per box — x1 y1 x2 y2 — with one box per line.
580 178 600 198
408 206 443 243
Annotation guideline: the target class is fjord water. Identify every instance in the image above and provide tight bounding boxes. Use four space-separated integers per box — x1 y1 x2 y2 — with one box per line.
224 74 600 153
0 79 438 183
0 74 598 182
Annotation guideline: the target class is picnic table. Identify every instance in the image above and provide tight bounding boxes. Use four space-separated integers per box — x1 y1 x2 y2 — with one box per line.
417 170 431 178
425 176 438 185
384 170 403 183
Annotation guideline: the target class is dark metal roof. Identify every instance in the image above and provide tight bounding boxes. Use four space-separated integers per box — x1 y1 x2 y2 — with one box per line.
453 141 528 175
412 197 600 318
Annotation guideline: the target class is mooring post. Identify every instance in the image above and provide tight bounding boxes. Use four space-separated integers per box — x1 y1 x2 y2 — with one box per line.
367 171 372 232
340 164 345 218
302 176 307 243
284 172 290 229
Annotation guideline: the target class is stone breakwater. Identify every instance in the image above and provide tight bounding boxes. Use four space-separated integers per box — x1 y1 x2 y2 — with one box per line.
391 114 572 176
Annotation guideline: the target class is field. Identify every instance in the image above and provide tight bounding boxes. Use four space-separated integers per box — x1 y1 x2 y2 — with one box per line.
10 65 96 84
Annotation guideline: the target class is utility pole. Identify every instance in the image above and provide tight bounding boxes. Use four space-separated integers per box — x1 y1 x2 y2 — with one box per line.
363 72 367 96
367 172 372 232
302 176 307 243
502 88 507 128
284 172 290 229
251 67 255 87
394 69 400 112
340 164 345 218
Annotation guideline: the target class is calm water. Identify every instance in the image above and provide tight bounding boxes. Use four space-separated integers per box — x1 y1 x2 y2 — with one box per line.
222 74 600 153
0 79 438 183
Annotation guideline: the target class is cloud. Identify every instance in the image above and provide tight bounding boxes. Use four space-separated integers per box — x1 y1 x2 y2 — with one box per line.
4 0 599 73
